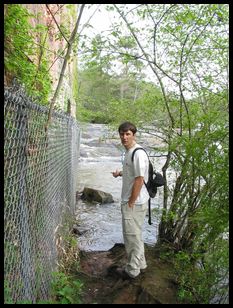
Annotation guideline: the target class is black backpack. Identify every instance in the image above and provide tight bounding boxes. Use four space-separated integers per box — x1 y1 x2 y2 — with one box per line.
131 147 165 224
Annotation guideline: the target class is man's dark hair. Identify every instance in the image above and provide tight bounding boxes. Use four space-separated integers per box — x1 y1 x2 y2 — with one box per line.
118 121 137 135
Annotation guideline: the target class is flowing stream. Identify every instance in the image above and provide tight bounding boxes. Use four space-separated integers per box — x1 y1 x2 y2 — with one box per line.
75 123 167 252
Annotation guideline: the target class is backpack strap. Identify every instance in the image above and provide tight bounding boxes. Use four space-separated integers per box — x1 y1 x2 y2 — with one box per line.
131 147 152 225
131 147 148 162
148 198 152 225
131 147 150 192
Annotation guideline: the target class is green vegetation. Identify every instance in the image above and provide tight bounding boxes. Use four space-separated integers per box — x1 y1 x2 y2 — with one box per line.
77 4 228 303
47 218 84 304
4 280 14 304
159 237 228 304
5 271 83 304
4 224 83 304
76 62 163 124
48 271 83 304
4 4 52 104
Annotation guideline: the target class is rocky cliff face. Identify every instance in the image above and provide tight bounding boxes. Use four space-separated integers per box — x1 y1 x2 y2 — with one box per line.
23 4 64 89
5 4 78 117
24 4 77 117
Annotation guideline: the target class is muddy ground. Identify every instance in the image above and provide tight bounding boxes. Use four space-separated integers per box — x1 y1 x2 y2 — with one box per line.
77 243 181 304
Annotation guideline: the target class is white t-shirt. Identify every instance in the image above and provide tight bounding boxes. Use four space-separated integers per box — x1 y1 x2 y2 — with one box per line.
121 144 149 204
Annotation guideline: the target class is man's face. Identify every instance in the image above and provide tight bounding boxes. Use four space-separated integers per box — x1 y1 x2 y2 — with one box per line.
119 130 135 149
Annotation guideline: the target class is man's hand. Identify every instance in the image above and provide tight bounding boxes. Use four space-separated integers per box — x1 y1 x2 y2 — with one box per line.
128 176 144 208
128 202 134 208
111 169 122 178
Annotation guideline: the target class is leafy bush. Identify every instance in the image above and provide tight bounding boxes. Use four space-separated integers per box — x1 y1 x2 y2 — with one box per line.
4 4 52 104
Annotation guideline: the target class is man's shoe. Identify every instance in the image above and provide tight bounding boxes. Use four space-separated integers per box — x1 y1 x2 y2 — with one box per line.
140 266 147 274
116 267 136 280
140 268 147 274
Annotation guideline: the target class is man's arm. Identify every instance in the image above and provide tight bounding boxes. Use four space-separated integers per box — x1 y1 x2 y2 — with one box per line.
128 176 144 208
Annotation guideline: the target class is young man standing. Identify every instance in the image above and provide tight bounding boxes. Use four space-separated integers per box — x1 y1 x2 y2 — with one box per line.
112 121 149 279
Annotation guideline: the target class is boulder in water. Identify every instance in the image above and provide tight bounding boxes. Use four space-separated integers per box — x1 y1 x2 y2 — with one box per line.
81 187 114 204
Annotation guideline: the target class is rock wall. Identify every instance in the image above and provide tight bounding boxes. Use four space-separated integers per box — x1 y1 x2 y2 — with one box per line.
5 4 78 118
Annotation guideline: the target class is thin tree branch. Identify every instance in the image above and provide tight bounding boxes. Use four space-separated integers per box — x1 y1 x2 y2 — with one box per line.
113 4 175 129
146 4 177 64
78 4 102 37
124 4 144 17
46 4 70 45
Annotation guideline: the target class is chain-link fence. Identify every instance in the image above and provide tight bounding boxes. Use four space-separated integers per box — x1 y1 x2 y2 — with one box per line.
4 83 81 303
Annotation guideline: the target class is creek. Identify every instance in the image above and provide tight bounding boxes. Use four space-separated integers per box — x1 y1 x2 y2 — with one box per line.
75 123 168 252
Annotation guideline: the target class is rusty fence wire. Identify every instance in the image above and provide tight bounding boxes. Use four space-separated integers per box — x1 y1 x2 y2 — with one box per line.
4 84 81 303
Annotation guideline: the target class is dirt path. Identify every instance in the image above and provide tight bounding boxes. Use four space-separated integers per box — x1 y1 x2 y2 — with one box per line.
77 243 180 304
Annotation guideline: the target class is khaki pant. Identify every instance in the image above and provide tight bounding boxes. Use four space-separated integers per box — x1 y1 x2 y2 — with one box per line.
121 201 148 278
